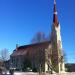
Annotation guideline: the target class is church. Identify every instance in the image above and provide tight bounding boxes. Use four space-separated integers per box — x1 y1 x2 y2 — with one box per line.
10 0 65 73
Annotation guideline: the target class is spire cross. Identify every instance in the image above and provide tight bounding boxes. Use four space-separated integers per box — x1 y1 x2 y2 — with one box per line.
54 0 57 15
54 0 56 4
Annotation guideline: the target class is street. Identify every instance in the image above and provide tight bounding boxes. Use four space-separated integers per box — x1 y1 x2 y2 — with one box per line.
0 72 75 75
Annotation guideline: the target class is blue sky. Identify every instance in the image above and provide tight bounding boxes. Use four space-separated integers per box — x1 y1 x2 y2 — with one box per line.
0 0 75 63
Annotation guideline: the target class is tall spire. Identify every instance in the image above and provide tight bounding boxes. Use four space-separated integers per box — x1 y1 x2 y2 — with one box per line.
53 0 59 27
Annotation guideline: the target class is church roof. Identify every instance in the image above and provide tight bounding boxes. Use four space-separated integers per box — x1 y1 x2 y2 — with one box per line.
11 41 51 57
53 0 59 27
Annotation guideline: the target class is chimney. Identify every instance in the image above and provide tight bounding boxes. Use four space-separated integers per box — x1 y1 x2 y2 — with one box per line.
16 44 18 50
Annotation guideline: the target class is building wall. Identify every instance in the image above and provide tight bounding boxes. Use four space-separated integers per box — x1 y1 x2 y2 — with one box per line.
31 48 46 72
10 55 24 71
10 46 48 72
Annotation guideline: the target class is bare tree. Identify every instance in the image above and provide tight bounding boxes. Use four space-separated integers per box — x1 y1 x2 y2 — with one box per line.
46 32 51 41
0 48 9 61
31 32 46 44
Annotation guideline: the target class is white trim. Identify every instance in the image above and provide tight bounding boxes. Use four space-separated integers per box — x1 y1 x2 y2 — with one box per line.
54 12 57 14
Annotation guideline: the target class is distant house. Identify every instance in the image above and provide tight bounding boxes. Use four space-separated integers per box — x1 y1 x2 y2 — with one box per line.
0 60 4 68
0 60 6 72
65 63 75 72
10 0 65 73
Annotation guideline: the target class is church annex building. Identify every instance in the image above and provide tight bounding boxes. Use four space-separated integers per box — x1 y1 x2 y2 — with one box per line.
10 0 65 73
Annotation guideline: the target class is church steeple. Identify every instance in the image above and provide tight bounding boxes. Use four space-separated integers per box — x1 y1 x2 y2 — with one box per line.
50 0 65 73
53 0 59 27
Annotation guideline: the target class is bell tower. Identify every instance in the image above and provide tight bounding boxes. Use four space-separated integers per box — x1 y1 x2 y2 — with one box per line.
51 0 65 73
